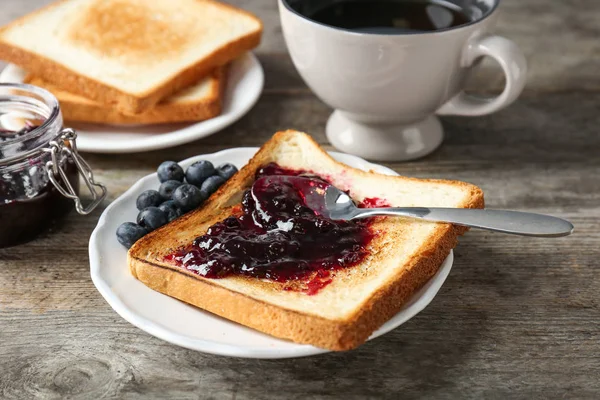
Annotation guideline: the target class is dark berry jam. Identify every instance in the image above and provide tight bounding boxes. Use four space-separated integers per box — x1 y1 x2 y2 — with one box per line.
165 163 378 294
0 124 41 160
0 159 79 248
0 123 38 140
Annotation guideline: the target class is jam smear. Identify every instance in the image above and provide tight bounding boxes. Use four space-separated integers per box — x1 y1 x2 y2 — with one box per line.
359 197 391 209
166 163 380 294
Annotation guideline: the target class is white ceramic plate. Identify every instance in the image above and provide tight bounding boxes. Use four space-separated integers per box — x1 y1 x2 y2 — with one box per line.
89 148 453 359
0 53 264 154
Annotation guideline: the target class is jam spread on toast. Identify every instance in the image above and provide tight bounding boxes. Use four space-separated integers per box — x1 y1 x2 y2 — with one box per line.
165 163 387 295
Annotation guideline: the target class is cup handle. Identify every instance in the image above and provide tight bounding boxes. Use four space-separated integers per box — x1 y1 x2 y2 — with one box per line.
437 35 527 116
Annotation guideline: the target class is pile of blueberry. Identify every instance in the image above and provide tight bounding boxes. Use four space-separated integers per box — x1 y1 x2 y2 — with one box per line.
116 160 238 248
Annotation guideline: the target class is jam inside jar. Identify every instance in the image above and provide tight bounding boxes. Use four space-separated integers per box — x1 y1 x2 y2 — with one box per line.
0 84 106 248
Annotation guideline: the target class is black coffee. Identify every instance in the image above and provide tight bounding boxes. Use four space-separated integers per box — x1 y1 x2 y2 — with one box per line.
299 0 472 34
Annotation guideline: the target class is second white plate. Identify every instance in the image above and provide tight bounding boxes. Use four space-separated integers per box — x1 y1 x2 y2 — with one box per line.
89 148 454 358
0 53 264 154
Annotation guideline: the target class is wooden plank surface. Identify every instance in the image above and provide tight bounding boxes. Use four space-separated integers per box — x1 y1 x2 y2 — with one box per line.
1 1 599 399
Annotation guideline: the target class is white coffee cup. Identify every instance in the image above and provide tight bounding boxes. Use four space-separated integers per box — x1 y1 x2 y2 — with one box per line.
279 0 527 161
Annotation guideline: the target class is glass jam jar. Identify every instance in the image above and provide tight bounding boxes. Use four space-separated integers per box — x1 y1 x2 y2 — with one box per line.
0 83 106 248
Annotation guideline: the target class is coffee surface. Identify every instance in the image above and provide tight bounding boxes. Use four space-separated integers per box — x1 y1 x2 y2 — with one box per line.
304 0 472 33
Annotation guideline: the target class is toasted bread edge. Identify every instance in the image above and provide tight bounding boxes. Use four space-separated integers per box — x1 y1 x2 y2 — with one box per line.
128 130 485 350
26 67 226 124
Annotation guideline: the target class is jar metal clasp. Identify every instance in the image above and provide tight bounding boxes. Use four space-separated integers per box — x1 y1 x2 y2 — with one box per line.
43 128 107 215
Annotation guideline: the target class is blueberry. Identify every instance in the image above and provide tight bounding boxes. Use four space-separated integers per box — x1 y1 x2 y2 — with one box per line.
173 184 205 212
137 207 168 231
159 200 183 222
157 161 184 183
136 190 162 210
159 199 180 212
159 180 183 201
116 222 147 249
200 175 226 197
216 163 238 180
185 160 215 186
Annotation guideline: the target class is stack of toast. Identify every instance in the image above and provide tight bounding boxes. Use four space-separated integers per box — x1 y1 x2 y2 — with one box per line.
0 0 263 124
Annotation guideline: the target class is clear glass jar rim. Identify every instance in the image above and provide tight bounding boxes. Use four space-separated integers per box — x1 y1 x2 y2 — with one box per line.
0 83 62 166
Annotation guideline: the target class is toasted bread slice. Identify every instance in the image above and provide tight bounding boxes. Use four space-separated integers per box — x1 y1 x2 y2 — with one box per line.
0 0 262 114
25 67 226 125
128 131 484 351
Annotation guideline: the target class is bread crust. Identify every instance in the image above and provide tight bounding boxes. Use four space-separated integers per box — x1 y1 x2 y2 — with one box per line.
26 67 226 125
0 0 263 114
128 130 485 351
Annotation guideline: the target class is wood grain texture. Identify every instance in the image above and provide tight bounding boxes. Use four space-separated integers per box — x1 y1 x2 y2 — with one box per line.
1 0 599 399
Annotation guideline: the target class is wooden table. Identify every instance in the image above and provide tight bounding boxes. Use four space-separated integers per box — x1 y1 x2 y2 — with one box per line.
1 1 599 398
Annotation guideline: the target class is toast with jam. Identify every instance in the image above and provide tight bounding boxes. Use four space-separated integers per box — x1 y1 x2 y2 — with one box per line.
0 0 262 114
25 67 226 125
128 130 484 351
